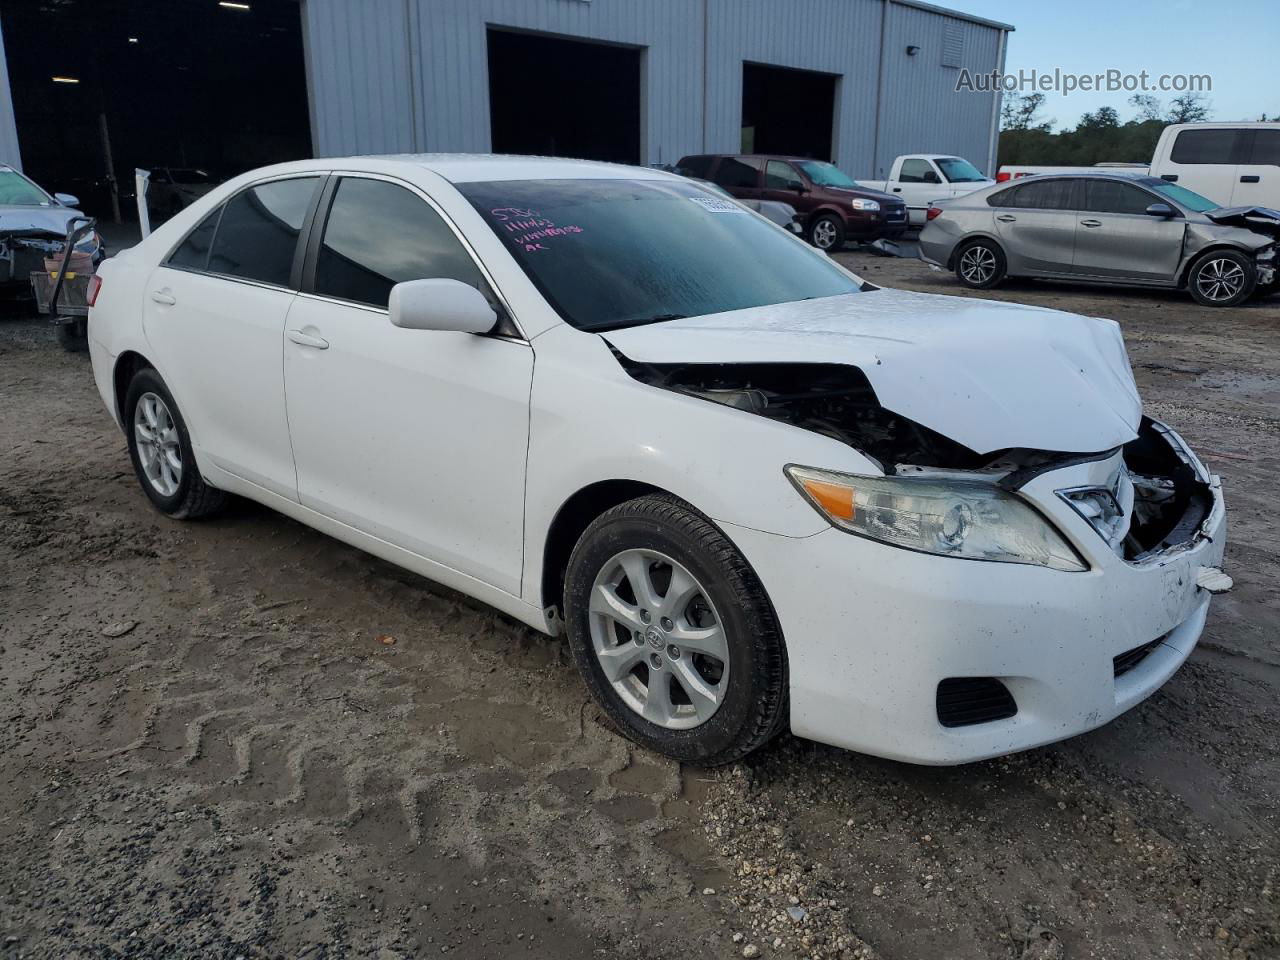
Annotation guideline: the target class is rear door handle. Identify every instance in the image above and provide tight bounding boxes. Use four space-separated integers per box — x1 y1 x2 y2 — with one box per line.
996 214 1016 222
1080 219 1102 227
287 329 329 350
150 290 176 305
1241 175 1261 183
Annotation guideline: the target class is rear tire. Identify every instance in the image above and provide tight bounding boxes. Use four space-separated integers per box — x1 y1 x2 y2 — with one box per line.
55 318 88 353
124 367 226 519
564 494 788 766
808 213 846 252
954 238 1007 289
1187 249 1256 307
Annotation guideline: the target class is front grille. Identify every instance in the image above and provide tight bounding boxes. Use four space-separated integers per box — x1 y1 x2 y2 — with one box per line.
936 677 1018 728
1113 635 1167 678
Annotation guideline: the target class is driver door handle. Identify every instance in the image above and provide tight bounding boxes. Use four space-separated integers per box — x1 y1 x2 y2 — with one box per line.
150 290 176 305
996 214 1016 222
1080 219 1102 227
287 329 329 350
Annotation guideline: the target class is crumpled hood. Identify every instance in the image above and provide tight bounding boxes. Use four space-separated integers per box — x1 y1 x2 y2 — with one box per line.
0 205 83 236
604 289 1142 455
1205 205 1280 238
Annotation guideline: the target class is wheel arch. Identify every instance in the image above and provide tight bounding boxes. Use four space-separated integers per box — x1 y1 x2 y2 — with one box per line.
539 478 668 624
1178 242 1257 289
948 232 1005 270
112 350 154 429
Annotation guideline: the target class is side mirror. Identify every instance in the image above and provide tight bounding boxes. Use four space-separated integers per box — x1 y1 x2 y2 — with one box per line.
389 278 496 334
922 171 940 184
53 192 80 207
1145 202 1176 218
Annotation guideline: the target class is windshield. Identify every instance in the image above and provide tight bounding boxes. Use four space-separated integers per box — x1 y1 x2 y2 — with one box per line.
796 161 858 188
1149 180 1219 214
458 178 860 331
0 169 53 206
935 157 986 183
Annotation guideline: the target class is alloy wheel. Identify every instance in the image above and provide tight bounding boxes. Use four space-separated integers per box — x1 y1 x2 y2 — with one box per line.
1195 258 1246 302
588 548 729 730
959 244 997 284
133 392 182 497
812 219 838 250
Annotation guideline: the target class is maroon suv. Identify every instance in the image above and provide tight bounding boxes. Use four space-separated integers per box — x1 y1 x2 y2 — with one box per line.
676 154 906 251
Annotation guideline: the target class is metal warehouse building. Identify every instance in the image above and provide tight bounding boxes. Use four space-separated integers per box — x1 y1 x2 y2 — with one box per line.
0 0 1010 217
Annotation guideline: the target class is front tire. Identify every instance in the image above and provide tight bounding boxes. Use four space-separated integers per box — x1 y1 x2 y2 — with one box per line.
808 213 845 252
954 238 1007 289
124 367 226 519
1188 249 1256 307
564 494 788 766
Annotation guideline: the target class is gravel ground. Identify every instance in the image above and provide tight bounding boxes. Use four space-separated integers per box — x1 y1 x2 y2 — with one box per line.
1 253 1277 960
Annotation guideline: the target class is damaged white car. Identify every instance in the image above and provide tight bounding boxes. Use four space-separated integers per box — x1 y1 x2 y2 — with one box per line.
86 156 1228 765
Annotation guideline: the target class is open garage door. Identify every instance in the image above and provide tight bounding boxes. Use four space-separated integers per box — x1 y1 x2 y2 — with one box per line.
741 62 837 161
487 29 641 165
0 0 311 223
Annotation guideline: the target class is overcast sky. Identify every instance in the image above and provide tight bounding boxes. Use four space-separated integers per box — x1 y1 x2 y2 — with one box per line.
953 0 1279 130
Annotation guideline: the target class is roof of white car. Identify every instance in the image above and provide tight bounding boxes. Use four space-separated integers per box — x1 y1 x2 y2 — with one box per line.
346 153 678 184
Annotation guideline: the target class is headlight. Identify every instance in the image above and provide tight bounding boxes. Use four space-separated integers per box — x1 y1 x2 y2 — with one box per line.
851 198 880 212
786 465 1087 572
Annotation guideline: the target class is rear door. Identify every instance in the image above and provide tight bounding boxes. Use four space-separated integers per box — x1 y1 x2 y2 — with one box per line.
1232 128 1280 207
282 174 533 594
1157 127 1240 207
711 156 763 201
142 175 322 499
1071 179 1184 281
991 177 1080 275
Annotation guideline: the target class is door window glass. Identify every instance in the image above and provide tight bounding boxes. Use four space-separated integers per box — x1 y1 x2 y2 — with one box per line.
314 177 484 309
207 177 318 286
676 156 713 179
1011 178 1076 210
1170 129 1239 164
765 160 804 190
1246 129 1280 166
167 209 221 270
1082 180 1156 215
898 159 937 183
712 157 761 189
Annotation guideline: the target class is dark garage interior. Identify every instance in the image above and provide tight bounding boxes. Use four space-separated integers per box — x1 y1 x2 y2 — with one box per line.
487 29 641 165
0 0 312 222
741 62 836 160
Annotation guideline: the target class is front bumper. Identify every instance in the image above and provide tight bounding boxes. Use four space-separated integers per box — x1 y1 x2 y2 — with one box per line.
722 430 1227 764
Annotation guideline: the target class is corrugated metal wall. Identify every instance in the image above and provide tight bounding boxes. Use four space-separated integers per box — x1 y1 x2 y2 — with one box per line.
0 16 22 170
302 0 1007 176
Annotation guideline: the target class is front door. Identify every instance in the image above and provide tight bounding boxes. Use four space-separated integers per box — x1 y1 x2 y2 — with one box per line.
141 175 322 499
1071 179 1185 281
282 175 533 595
1159 127 1240 208
760 159 811 212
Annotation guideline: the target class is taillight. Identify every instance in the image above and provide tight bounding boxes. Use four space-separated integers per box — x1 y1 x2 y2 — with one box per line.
995 171 1011 182
925 206 943 221
87 274 103 307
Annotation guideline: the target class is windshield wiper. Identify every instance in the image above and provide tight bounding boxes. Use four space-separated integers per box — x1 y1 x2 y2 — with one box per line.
582 313 687 333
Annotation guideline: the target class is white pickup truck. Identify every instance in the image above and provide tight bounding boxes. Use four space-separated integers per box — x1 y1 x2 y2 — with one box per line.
858 154 994 226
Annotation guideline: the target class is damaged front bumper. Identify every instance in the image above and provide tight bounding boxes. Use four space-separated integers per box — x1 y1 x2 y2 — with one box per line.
719 420 1227 764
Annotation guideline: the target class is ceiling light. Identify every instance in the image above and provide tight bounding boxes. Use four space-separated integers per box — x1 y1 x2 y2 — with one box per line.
128 37 139 43
219 1 250 9
52 76 80 84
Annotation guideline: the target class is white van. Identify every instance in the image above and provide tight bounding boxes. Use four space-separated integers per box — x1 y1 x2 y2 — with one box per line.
1149 122 1280 209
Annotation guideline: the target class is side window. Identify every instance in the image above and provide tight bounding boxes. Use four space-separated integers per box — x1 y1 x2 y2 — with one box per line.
712 157 761 189
1246 130 1280 166
765 160 804 190
986 185 1020 208
1083 180 1156 215
314 177 484 309
898 159 937 183
167 208 221 270
1012 178 1075 210
677 156 713 179
1169 129 1239 165
207 177 318 286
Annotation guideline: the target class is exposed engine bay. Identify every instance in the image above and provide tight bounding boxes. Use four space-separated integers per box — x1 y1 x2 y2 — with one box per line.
613 354 1212 561
0 230 66 285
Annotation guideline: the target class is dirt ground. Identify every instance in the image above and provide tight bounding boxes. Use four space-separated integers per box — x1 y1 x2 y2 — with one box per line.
1 252 1277 960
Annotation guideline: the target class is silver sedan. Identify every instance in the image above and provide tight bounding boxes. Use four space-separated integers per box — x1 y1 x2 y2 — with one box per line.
918 172 1278 307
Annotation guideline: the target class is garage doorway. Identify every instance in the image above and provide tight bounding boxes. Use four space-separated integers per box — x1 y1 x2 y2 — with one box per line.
0 0 311 224
487 29 642 165
741 63 837 161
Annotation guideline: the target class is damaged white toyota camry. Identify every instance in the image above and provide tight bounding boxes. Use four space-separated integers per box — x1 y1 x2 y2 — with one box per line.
86 156 1228 765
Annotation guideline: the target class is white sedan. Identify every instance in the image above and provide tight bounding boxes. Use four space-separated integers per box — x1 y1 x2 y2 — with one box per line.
86 155 1228 765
